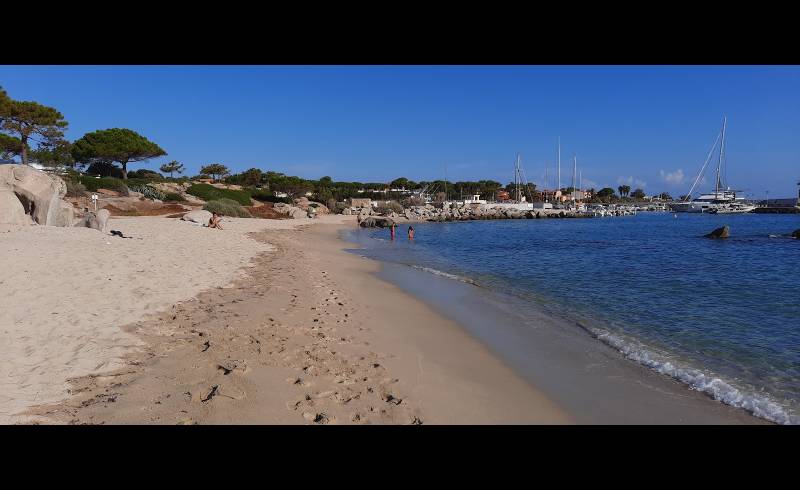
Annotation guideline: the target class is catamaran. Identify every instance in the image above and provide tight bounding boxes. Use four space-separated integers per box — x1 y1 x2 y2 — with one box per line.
671 117 755 214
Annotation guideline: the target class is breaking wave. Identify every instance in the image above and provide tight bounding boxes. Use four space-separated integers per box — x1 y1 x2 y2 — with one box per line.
592 329 796 425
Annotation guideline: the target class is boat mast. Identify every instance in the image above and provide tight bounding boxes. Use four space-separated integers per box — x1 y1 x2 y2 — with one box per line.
544 163 549 202
716 116 727 196
515 153 522 202
572 155 577 202
557 138 561 193
443 163 448 203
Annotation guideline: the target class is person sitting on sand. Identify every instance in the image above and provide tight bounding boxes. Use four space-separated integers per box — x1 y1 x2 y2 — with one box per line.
408 226 414 240
208 212 224 230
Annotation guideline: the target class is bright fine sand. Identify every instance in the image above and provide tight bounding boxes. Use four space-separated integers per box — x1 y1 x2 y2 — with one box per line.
0 216 328 423
3 214 568 424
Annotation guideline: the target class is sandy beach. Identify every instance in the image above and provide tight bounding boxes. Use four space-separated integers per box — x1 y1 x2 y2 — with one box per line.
4 215 568 424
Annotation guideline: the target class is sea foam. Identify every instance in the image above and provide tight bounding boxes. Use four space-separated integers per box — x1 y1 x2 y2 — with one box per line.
409 262 797 425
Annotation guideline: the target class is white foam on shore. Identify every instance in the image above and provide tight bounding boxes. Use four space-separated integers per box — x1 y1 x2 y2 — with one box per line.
593 329 797 425
404 261 797 425
411 265 480 286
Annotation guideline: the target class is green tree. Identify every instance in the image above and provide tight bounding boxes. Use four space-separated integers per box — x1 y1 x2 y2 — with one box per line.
0 132 24 159
0 86 11 123
597 187 616 199
71 128 166 179
658 192 673 201
29 139 75 168
200 163 230 182
0 97 68 166
617 185 631 197
159 160 185 178
390 177 413 189
240 168 263 186
631 188 646 200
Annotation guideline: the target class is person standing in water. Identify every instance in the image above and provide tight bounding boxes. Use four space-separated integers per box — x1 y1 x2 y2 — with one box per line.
408 226 414 240
390 222 397 240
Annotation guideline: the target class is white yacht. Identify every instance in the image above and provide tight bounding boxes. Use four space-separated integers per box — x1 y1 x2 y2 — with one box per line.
671 117 754 213
708 202 756 214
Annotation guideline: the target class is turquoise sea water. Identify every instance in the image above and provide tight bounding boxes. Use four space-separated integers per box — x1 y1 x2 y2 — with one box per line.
347 213 800 424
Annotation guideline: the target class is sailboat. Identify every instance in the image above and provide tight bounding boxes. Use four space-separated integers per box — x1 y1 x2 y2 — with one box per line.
671 117 754 214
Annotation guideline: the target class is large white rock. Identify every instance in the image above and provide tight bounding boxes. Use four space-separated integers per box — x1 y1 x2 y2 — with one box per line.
289 207 308 219
96 208 110 232
181 210 212 225
0 189 32 225
73 211 102 231
0 164 74 226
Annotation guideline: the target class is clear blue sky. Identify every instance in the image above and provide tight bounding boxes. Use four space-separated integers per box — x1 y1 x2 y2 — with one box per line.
2 65 799 198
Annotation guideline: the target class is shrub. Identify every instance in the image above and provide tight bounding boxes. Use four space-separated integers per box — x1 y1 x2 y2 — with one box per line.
247 188 292 204
126 169 164 180
86 161 124 178
78 176 129 196
203 198 252 218
187 183 252 205
65 179 87 198
163 192 186 202
128 184 167 200
375 201 404 215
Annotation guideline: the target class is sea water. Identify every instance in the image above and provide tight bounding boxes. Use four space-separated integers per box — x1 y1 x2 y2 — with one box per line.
346 213 800 424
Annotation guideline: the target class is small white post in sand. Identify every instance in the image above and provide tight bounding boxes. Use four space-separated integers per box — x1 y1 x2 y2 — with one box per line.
91 194 98 211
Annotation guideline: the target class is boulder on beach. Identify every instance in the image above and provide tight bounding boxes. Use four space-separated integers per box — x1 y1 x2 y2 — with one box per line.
705 225 730 239
0 164 74 226
97 208 110 232
359 216 396 228
182 209 213 225
0 189 32 225
73 211 102 231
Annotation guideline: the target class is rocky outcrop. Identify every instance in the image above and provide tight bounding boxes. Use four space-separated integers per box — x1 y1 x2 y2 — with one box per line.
74 211 103 231
705 225 730 239
181 210 212 225
0 189 32 225
97 209 110 232
791 229 800 239
399 203 589 222
0 164 74 226
359 216 396 228
293 197 330 216
273 202 309 219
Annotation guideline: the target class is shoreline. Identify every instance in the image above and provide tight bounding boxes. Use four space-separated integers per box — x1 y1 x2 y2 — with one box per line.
346 224 770 424
27 218 569 424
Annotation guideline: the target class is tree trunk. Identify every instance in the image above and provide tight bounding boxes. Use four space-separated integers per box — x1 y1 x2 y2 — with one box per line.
20 135 28 166
121 161 128 179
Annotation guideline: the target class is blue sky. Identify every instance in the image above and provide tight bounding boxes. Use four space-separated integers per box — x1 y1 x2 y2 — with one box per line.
2 65 798 198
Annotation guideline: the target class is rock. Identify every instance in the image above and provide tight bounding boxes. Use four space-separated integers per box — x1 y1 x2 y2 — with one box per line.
0 189 32 225
181 209 212 225
341 207 352 215
309 203 329 215
73 211 103 231
705 225 730 239
50 200 74 226
360 217 396 228
96 208 110 232
290 207 307 219
0 164 74 226
791 229 800 239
